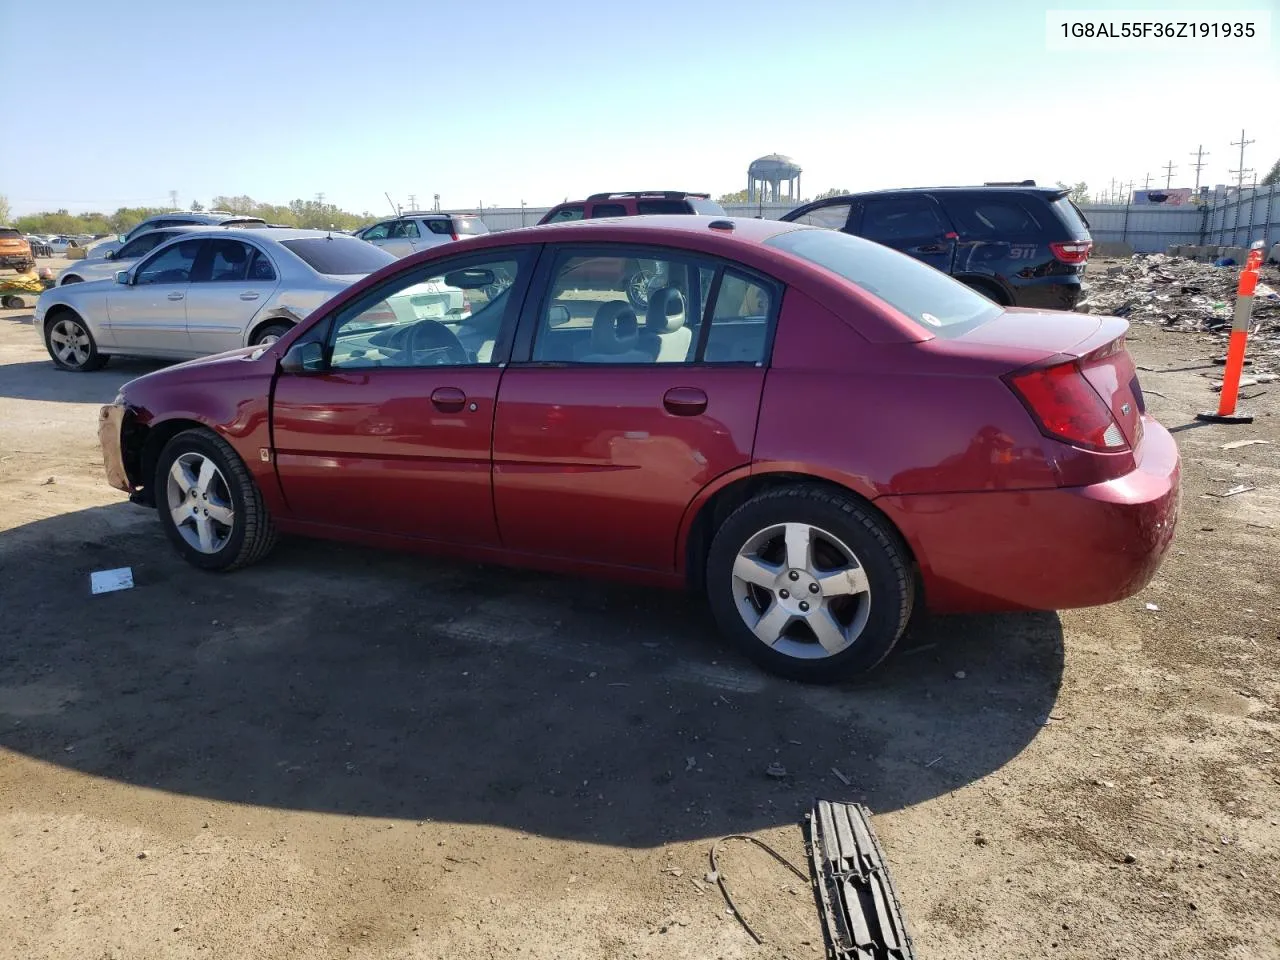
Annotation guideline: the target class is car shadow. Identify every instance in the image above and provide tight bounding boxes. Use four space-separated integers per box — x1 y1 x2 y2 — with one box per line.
0 501 1066 846
0 358 171 403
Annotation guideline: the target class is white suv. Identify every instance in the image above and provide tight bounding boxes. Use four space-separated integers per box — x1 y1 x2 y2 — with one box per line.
92 212 267 260
356 212 488 258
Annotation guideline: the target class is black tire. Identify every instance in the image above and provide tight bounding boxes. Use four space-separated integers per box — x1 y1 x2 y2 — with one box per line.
625 269 653 310
250 321 293 346
60 275 83 285
155 428 278 571
44 309 108 371
961 278 1008 305
705 485 913 683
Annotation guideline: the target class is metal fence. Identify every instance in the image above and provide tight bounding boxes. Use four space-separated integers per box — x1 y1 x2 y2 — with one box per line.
457 188 1280 255
1077 183 1279 253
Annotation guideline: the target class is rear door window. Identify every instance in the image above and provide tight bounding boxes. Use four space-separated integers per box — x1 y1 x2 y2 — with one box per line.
426 220 454 235
588 204 627 218
859 197 948 243
636 199 689 214
201 240 256 282
766 228 1001 337
389 220 420 239
943 197 1042 240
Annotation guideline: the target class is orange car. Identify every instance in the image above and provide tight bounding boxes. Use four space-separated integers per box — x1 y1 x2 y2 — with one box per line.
0 228 35 273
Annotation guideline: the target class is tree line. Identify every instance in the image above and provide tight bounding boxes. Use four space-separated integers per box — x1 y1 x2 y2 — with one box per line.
4 195 381 236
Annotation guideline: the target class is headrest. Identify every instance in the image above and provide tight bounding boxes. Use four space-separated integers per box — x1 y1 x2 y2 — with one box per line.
590 301 639 354
216 241 246 263
645 287 686 333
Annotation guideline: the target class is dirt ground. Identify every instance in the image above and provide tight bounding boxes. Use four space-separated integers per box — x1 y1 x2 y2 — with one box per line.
1 261 1278 960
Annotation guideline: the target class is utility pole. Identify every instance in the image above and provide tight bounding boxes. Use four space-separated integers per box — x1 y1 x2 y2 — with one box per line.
169 190 178 210
315 192 326 207
1189 144 1209 197
407 194 417 210
1229 129 1254 192
1161 161 1177 188
1109 177 1117 204
433 193 440 212
1142 172 1152 191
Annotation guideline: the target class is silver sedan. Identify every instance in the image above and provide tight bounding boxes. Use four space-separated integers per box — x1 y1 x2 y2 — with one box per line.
34 228 397 371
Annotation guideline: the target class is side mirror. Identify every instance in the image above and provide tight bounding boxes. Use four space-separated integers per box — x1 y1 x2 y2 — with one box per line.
280 340 325 374
114 270 130 285
548 304 571 327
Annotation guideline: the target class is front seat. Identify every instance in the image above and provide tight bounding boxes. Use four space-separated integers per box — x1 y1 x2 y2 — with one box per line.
576 301 651 364
638 287 691 362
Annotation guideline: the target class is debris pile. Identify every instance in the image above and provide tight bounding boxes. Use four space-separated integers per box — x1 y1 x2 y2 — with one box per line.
1086 254 1280 343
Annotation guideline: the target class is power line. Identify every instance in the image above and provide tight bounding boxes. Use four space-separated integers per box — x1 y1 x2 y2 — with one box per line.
1161 160 1177 189
1189 144 1210 196
1229 129 1255 192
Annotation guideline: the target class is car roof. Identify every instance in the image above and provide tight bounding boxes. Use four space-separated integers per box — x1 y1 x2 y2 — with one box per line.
163 227 342 243
395 211 479 220
495 214 794 244
811 186 1068 201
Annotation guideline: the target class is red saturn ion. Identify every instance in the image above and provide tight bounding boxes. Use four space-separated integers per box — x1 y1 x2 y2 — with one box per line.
98 216 1179 682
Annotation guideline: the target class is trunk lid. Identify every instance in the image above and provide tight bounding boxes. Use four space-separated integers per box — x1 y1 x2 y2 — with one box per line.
959 309 1144 447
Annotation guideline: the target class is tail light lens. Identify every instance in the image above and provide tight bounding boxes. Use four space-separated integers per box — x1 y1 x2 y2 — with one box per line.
1049 240 1093 265
449 221 459 241
1005 361 1128 452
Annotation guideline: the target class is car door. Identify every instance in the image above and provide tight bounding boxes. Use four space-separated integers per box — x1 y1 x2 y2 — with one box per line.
855 195 957 274
492 246 776 572
360 220 395 254
271 248 535 545
380 219 418 258
105 239 204 353
185 239 282 354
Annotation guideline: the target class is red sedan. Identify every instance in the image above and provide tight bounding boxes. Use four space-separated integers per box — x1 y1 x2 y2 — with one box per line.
98 216 1180 682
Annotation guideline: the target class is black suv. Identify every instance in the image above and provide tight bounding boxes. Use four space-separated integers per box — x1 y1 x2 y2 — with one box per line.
780 185 1093 310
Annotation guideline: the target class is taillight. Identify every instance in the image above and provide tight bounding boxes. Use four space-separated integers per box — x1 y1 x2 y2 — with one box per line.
1005 361 1127 452
449 222 459 241
1049 240 1092 264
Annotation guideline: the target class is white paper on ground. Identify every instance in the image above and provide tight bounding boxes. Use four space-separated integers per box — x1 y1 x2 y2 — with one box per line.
90 567 134 594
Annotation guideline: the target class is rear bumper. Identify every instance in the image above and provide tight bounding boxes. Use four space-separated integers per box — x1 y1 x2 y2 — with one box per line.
0 253 35 267
1008 276 1085 311
880 417 1180 613
98 403 132 493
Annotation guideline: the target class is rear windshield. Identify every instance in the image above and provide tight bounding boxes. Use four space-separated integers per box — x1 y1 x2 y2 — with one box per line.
453 217 487 235
1051 196 1091 238
281 237 396 275
689 198 727 215
766 228 1003 337
0 228 21 238
637 199 692 215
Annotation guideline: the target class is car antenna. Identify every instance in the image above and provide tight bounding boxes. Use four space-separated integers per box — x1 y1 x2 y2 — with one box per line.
328 222 334 240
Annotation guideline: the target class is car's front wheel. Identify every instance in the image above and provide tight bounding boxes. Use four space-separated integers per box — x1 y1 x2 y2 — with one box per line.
44 310 108 371
705 485 914 683
60 275 83 285
155 428 278 571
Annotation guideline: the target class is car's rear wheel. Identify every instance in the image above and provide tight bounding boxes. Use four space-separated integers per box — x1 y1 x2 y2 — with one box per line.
44 311 108 371
250 321 292 346
155 429 278 571
705 485 913 683
961 278 1009 305
626 269 655 310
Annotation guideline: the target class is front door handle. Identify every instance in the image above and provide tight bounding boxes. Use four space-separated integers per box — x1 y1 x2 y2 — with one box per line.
430 386 467 412
166 292 184 301
239 292 260 301
663 386 707 417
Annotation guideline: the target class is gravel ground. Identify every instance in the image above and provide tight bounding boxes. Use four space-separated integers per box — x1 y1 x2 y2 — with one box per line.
1 264 1278 959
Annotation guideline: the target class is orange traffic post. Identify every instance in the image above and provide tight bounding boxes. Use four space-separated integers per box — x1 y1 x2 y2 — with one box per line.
1197 242 1266 425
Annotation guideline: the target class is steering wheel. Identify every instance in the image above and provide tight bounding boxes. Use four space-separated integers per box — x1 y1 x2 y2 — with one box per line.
406 319 469 366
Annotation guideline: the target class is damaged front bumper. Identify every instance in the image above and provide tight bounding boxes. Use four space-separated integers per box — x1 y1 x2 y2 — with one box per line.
98 402 132 494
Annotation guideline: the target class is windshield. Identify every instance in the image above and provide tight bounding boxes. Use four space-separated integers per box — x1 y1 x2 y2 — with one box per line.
281 237 396 275
766 227 1003 337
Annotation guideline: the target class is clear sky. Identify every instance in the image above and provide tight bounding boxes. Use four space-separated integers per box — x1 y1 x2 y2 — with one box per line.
2 0 1276 216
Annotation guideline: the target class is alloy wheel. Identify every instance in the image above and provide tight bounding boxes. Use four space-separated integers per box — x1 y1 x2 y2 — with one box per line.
49 318 92 368
730 522 872 660
165 452 235 554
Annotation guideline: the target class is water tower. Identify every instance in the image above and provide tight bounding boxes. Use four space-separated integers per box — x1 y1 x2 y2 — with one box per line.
747 154 802 203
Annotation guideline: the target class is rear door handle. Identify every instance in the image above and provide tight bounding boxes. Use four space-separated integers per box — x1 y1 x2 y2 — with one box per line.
166 292 184 301
430 386 467 412
663 386 707 416
239 292 260 301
